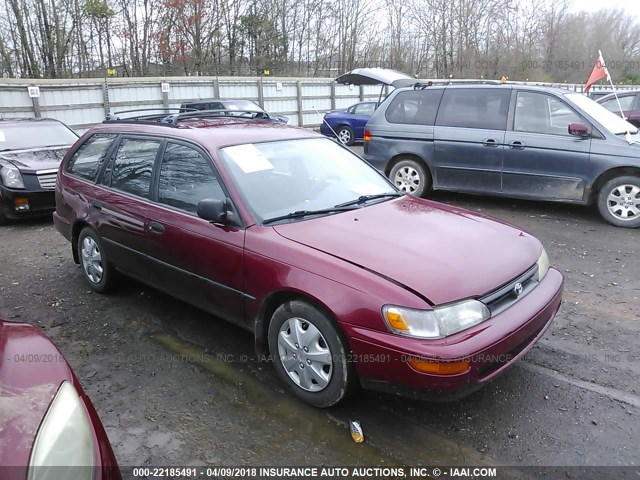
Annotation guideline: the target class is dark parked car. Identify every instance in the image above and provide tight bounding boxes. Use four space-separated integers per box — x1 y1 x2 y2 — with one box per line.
364 84 640 228
54 111 563 407
0 118 78 224
320 101 377 145
0 318 121 480
597 90 640 127
179 98 288 124
587 89 615 101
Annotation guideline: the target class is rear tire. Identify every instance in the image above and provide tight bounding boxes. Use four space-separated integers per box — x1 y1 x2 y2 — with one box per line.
389 158 431 197
268 300 357 408
78 227 116 293
336 126 355 146
597 175 640 228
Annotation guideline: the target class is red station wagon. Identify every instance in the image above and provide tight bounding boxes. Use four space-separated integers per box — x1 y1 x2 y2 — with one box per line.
54 110 564 407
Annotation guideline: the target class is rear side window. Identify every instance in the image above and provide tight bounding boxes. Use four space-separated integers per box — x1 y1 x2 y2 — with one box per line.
66 134 117 181
436 88 510 130
385 90 443 125
110 138 161 198
600 95 635 112
158 143 224 213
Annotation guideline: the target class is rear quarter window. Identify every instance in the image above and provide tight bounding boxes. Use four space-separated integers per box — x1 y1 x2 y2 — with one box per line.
66 133 118 181
436 88 511 130
385 90 443 125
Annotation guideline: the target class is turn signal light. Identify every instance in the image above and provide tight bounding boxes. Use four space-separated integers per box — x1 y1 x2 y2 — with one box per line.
407 358 470 375
14 197 30 211
363 129 372 142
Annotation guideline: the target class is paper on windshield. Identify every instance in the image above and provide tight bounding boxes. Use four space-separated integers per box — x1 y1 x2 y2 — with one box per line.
224 144 274 173
0 131 5 142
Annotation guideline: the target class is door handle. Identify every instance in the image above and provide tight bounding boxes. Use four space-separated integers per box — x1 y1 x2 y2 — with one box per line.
90 200 102 211
148 221 165 234
482 138 498 147
509 141 526 149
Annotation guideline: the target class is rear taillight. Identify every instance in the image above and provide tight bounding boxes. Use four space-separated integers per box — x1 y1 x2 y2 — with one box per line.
363 129 372 142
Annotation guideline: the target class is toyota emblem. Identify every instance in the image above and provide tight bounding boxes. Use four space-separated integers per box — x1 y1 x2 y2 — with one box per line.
513 282 523 296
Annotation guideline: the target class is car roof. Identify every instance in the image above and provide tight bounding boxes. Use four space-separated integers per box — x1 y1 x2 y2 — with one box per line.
91 117 318 148
180 99 258 105
396 83 576 96
0 117 64 125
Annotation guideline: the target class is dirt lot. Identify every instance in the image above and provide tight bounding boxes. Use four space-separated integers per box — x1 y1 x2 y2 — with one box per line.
1 172 639 478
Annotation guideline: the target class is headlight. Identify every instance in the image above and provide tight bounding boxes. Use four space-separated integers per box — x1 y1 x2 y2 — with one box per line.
537 248 550 281
383 299 490 339
28 381 95 480
0 164 25 189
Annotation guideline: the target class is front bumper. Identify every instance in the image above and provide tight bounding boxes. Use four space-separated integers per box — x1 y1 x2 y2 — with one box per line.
342 268 564 399
0 186 55 220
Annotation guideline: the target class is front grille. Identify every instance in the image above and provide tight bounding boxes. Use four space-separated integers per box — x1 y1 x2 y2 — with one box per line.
37 172 57 190
480 264 539 316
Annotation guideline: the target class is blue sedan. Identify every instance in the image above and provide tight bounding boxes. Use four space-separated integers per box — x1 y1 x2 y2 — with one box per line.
320 101 377 145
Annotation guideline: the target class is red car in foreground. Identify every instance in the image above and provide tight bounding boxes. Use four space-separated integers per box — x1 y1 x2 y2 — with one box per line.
53 110 563 407
0 319 121 480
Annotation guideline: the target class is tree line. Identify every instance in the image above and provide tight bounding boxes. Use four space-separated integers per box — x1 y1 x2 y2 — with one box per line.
1 0 639 83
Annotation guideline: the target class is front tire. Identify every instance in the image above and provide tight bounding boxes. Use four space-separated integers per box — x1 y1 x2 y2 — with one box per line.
78 227 116 293
389 158 431 197
268 300 357 408
336 126 355 146
597 175 640 228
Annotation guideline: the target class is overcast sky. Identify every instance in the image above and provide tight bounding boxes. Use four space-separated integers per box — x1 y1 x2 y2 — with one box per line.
571 0 640 18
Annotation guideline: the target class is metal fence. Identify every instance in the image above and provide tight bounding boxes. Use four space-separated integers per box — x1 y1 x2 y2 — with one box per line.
0 76 637 133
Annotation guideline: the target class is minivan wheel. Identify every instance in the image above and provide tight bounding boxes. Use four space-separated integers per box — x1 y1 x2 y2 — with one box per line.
268 300 357 408
336 126 354 146
78 227 115 293
597 175 640 228
390 158 430 197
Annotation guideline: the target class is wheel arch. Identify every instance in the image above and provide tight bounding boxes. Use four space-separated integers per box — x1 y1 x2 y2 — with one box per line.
590 166 640 205
384 152 433 179
253 289 350 357
71 220 91 264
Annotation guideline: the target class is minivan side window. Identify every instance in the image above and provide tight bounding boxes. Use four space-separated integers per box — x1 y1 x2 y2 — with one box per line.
110 138 161 198
66 134 117 181
385 90 443 125
436 88 510 130
158 142 224 214
600 95 635 113
514 92 582 135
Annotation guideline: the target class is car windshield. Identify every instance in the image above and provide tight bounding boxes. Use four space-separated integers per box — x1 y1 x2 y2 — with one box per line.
566 93 638 135
224 100 264 112
0 121 78 151
219 138 397 223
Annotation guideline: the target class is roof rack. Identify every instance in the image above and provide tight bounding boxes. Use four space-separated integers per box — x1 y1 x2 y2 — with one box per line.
104 108 271 127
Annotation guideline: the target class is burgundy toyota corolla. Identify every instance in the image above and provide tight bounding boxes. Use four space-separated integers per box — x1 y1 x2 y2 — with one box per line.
0 319 121 480
53 111 563 407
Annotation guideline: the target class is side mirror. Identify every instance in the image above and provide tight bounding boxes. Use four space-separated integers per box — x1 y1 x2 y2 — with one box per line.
568 122 589 137
197 198 228 223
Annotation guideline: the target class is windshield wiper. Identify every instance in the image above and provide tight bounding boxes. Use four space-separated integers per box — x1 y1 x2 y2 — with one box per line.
263 206 358 224
335 192 403 208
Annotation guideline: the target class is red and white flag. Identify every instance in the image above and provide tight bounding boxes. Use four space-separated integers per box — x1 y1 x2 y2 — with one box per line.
585 51 611 93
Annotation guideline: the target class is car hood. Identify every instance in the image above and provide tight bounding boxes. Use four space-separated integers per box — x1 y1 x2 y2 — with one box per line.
273 196 541 305
0 146 70 172
0 319 78 468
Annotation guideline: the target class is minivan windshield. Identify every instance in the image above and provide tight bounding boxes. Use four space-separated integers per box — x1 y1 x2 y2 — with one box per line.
566 93 638 135
0 121 78 151
219 138 398 223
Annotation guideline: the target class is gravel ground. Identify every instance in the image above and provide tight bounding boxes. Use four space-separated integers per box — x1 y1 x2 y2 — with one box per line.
1 164 639 478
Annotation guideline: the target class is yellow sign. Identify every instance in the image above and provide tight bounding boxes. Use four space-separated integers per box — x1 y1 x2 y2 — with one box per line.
106 68 117 76
262 69 271 76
